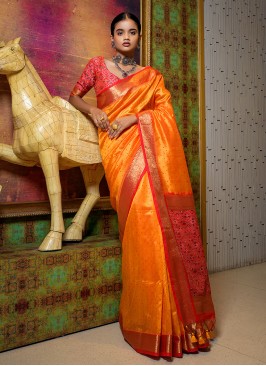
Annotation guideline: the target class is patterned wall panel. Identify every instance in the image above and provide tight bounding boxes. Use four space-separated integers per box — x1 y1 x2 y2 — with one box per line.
151 0 202 215
204 0 266 272
0 236 121 351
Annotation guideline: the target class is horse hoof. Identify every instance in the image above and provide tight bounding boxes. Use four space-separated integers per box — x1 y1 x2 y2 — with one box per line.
38 231 62 251
63 223 83 242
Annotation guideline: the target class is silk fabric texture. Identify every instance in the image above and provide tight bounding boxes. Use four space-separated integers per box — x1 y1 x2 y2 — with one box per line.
85 66 215 357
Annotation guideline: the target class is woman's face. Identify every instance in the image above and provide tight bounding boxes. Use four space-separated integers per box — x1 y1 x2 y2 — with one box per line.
111 18 140 55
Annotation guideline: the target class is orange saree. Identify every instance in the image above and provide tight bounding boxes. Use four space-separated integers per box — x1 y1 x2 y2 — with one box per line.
97 66 215 358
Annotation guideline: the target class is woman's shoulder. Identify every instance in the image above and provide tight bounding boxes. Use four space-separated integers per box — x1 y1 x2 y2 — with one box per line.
83 56 106 73
87 56 105 65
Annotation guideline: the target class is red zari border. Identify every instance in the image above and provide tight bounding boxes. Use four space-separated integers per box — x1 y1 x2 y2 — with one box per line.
165 193 195 210
138 112 215 327
120 314 209 358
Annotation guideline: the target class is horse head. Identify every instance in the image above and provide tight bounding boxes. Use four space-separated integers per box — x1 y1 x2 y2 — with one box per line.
0 37 26 75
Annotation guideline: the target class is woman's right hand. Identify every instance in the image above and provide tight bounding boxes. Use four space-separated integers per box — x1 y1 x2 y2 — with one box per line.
68 95 109 131
88 106 109 131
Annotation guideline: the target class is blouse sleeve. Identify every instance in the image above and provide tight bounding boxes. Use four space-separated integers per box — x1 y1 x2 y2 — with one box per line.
70 58 97 97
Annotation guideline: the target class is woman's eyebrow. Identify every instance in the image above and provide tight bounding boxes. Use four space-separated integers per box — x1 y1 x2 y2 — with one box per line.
115 28 137 32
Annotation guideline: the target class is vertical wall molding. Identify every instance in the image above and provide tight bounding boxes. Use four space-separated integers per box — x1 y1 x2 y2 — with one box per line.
204 0 266 272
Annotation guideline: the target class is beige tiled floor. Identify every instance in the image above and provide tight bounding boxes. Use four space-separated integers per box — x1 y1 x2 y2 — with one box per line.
0 262 265 365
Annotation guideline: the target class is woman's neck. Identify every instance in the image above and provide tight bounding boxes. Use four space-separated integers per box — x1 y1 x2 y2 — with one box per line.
114 51 135 59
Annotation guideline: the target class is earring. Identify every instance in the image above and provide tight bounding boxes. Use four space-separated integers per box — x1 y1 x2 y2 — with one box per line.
111 41 116 49
137 43 140 50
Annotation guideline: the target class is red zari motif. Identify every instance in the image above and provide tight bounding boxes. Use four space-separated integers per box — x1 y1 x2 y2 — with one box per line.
168 209 211 297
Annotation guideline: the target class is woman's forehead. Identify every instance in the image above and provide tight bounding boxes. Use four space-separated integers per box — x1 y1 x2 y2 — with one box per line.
114 18 138 30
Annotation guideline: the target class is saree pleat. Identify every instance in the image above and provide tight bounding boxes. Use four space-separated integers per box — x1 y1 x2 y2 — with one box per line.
97 67 215 357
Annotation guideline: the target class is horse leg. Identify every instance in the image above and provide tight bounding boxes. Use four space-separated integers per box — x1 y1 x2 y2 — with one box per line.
63 163 104 241
38 148 65 251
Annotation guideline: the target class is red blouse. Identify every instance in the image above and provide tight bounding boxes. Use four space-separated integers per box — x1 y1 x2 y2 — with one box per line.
70 56 120 97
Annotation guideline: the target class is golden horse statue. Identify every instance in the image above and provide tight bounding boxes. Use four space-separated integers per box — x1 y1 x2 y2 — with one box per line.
0 38 104 251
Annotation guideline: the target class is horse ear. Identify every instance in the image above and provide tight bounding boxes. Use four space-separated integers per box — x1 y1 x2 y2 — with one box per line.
14 37 21 44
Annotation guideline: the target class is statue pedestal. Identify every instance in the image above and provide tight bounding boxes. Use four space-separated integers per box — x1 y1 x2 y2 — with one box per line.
0 235 121 352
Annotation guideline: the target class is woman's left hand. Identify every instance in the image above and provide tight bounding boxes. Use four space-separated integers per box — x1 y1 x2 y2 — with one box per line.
107 115 138 139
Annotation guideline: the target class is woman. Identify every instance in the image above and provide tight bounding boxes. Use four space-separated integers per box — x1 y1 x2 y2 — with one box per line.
69 12 215 359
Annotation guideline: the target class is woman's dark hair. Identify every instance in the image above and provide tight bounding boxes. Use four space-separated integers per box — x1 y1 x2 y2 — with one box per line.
111 12 141 36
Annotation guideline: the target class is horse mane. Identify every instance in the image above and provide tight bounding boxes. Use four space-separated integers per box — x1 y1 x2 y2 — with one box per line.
24 54 52 100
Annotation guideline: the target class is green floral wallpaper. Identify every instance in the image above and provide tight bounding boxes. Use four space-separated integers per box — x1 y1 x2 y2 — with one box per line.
150 0 201 214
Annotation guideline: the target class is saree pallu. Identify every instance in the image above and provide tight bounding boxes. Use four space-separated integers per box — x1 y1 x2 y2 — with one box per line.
97 67 215 358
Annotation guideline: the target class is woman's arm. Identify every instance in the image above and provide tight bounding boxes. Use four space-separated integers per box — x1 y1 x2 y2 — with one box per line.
108 114 138 139
69 95 109 131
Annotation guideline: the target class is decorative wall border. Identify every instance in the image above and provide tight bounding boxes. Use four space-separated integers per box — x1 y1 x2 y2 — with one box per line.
141 0 151 66
198 0 206 249
0 197 113 218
